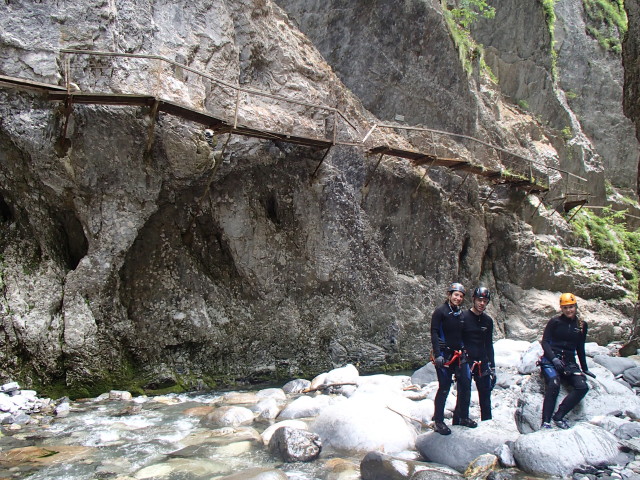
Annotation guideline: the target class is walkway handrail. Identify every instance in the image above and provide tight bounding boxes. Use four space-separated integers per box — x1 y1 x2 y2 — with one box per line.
369 123 588 183
60 49 358 133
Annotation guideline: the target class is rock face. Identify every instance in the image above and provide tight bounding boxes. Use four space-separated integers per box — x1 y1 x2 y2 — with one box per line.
0 0 637 393
623 0 640 195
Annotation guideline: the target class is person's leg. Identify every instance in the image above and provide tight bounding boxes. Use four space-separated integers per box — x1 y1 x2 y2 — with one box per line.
475 373 493 421
453 363 472 424
553 370 589 424
541 369 560 425
433 366 454 422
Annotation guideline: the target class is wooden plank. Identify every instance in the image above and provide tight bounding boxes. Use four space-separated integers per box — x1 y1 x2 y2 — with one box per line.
48 91 157 106
0 74 67 92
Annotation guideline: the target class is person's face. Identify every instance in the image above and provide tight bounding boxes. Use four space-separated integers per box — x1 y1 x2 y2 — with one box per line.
561 304 577 318
449 291 465 307
473 296 489 313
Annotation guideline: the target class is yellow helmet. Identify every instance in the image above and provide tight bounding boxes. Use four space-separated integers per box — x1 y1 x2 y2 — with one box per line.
559 293 577 306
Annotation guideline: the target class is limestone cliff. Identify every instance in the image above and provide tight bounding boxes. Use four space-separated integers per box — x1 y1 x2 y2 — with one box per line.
0 0 637 395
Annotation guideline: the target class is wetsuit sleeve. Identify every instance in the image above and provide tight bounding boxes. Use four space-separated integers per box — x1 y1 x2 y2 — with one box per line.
577 321 588 371
540 318 557 361
430 307 443 358
487 317 495 367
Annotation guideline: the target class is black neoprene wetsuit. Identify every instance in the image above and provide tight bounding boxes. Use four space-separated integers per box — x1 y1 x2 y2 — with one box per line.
430 301 470 422
539 314 589 424
461 308 495 420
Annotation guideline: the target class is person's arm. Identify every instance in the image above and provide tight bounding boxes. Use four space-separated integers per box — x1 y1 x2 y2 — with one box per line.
430 307 443 358
486 315 495 367
540 318 557 360
577 320 589 372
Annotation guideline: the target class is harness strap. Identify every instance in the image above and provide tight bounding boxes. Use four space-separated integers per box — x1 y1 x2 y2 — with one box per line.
445 350 463 367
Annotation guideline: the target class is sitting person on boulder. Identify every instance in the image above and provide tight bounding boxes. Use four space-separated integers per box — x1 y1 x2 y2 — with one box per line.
460 286 495 423
539 292 596 430
430 282 472 435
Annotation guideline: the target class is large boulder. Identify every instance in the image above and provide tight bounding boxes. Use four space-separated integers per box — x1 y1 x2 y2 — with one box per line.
512 423 620 477
493 339 532 369
199 406 255 428
267 427 321 462
516 342 543 375
277 394 339 420
411 364 437 386
312 394 417 453
592 355 639 375
415 422 519 472
514 367 640 433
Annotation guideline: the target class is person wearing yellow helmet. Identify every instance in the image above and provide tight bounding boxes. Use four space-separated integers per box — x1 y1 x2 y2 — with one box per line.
539 292 595 430
429 282 473 435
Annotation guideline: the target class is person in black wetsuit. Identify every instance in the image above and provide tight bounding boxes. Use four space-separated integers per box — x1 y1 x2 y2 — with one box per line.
430 282 473 435
461 286 495 422
539 292 596 429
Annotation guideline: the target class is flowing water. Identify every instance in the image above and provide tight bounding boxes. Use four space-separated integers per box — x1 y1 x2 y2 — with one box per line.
0 391 360 480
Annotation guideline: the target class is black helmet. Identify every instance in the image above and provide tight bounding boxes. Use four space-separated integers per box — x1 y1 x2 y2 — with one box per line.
448 283 466 295
473 287 491 301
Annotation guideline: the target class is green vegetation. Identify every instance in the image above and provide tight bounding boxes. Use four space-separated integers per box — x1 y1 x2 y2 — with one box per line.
561 126 573 140
571 208 640 294
517 99 530 111
536 241 583 271
583 0 628 54
541 0 559 79
442 0 496 75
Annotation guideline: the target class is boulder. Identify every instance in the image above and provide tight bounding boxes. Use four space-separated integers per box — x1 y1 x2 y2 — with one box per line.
512 423 620 477
359 451 462 480
614 421 640 440
261 420 308 446
494 442 516 468
267 426 321 462
585 342 610 357
199 406 254 428
463 454 499 480
411 364 437 386
215 468 288 480
310 364 359 391
312 395 417 453
251 398 281 420
623 367 640 386
514 368 640 433
516 342 542 375
415 422 519 472
493 339 532 369
277 394 338 420
592 355 639 375
282 379 311 394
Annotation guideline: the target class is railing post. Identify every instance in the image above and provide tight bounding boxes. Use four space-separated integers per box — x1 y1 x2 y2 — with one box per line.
233 88 240 129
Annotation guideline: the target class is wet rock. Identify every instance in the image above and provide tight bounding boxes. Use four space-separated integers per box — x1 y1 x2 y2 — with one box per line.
261 420 308 446
109 391 133 401
282 379 311 394
360 450 462 480
464 454 499 480
256 388 287 402
494 442 516 468
200 406 255 427
512 423 619 477
223 392 260 405
0 445 94 468
216 467 289 480
252 397 282 420
267 426 321 462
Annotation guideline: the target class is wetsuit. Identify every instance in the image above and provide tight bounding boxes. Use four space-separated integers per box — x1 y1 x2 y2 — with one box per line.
540 314 589 423
461 309 495 421
430 302 471 423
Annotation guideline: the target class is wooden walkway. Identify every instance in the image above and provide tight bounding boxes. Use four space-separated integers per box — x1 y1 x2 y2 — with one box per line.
1 73 549 192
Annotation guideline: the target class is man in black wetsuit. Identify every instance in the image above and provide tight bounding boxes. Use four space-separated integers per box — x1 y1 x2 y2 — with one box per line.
461 286 495 423
430 282 473 435
539 292 596 429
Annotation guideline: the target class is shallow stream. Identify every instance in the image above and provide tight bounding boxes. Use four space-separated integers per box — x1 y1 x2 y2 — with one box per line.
0 391 361 480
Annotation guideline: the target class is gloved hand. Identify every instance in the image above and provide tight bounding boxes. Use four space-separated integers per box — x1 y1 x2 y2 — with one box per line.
434 356 445 368
552 358 565 371
489 367 497 389
583 370 596 378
